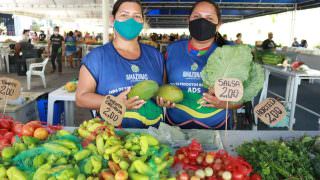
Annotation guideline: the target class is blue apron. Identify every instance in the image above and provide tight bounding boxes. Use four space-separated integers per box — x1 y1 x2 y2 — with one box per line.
82 42 164 128
166 40 230 129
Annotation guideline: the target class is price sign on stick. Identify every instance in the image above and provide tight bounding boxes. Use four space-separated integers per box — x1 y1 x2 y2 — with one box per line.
99 95 126 126
0 77 21 116
254 98 287 126
214 78 243 136
215 78 244 102
0 77 21 100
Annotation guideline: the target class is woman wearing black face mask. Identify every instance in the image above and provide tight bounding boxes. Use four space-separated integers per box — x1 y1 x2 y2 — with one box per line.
157 0 241 129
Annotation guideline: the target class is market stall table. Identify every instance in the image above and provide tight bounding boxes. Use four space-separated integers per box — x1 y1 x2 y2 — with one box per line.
0 92 43 123
277 49 320 70
257 65 320 130
47 86 75 126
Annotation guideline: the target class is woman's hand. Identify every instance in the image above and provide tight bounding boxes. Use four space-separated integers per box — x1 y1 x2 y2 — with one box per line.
201 92 226 109
156 96 175 108
201 89 243 109
117 88 145 110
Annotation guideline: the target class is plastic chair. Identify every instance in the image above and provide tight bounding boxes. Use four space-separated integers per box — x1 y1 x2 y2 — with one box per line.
26 57 49 90
0 47 10 73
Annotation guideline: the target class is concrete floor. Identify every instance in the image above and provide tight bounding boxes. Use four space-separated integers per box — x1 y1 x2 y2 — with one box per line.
1 63 319 129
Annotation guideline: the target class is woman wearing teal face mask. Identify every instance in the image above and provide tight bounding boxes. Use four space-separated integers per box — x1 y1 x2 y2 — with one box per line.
76 0 164 128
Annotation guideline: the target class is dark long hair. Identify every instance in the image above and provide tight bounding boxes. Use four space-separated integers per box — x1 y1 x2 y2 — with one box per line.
112 0 143 17
190 0 227 47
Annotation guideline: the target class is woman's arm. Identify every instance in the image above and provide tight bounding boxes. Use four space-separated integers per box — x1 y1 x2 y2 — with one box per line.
76 66 146 110
76 66 104 109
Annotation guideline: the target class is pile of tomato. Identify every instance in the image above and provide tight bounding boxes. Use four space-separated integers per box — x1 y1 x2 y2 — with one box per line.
0 114 62 150
174 140 261 180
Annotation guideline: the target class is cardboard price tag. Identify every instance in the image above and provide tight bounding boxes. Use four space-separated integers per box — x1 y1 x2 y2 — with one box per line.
214 78 243 102
99 95 126 126
0 77 21 100
254 98 287 126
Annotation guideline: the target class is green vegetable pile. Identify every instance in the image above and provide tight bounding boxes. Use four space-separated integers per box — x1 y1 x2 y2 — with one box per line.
0 119 175 180
236 136 320 180
201 45 264 103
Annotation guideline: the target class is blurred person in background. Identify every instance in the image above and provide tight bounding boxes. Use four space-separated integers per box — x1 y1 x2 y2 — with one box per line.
32 32 38 42
292 37 300 47
180 32 188 40
65 31 77 68
20 29 31 43
300 39 308 48
235 33 243 45
39 30 46 41
48 26 65 73
75 30 84 62
262 32 277 50
223 34 228 41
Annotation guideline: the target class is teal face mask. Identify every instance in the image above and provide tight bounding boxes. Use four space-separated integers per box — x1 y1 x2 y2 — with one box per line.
114 18 143 40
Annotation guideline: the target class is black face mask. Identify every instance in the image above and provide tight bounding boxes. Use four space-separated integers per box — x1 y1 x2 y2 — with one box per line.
189 18 217 41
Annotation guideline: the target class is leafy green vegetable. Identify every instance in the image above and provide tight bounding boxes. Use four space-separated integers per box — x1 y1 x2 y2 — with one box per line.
201 45 264 103
236 136 317 180
241 63 265 103
201 45 252 86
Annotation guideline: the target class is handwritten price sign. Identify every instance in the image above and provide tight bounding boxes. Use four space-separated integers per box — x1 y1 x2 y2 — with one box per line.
0 77 21 100
254 98 287 126
99 95 126 126
215 78 244 102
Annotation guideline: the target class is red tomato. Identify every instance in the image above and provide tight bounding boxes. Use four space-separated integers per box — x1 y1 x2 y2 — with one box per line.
4 132 14 140
207 177 218 180
232 171 244 180
215 158 222 164
224 159 231 166
0 137 10 150
25 121 42 129
188 150 200 159
13 123 23 136
183 158 190 164
0 119 11 129
189 139 202 151
11 135 17 144
224 164 233 171
237 165 250 176
250 174 262 180
177 153 185 160
22 125 35 136
213 163 222 171
178 172 189 180
0 129 8 134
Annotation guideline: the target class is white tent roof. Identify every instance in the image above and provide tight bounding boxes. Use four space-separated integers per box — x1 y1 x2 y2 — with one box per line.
0 0 114 20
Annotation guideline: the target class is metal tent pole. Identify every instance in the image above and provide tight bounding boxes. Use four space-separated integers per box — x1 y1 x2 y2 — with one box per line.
102 0 110 44
290 3 298 44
